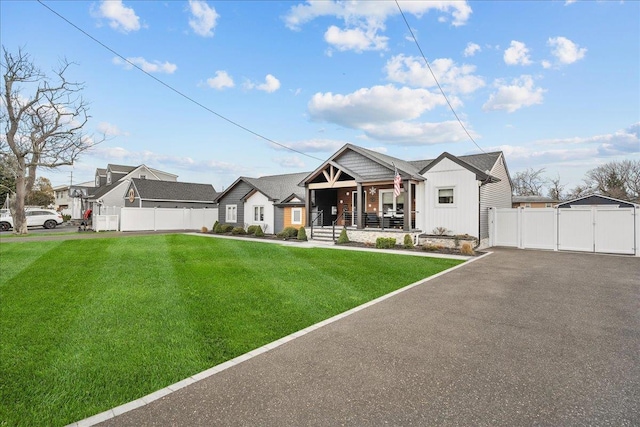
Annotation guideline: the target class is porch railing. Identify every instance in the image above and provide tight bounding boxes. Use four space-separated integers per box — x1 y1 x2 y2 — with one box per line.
335 210 417 231
309 210 323 240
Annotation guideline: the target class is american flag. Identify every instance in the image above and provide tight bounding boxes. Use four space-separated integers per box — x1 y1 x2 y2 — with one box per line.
393 167 402 198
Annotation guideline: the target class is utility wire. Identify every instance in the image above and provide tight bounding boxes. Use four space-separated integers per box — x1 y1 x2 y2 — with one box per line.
395 0 486 154
36 0 325 162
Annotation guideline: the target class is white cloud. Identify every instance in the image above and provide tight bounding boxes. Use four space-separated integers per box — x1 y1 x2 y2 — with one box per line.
308 85 447 128
361 120 476 145
188 0 219 37
93 0 142 33
463 42 481 57
206 71 234 90
385 54 485 94
485 123 639 184
272 156 305 168
541 60 552 69
548 36 586 65
483 75 545 113
284 1 471 53
113 57 177 74
324 25 389 52
504 40 532 66
271 139 347 153
95 122 127 137
246 74 281 93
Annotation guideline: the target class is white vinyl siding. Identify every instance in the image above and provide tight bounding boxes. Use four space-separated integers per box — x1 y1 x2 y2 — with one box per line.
480 154 512 239
244 192 274 232
423 157 479 237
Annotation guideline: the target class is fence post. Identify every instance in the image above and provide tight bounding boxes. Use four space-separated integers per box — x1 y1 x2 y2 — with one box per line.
517 207 523 249
488 207 495 248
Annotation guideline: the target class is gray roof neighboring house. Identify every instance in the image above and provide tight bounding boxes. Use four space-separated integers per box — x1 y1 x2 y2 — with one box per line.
217 172 310 204
130 178 217 202
512 195 558 204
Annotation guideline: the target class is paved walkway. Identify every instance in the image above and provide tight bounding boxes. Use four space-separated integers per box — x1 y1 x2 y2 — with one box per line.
66 247 639 426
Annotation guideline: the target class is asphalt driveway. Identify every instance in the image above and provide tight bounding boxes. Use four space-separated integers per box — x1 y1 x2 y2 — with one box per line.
93 248 639 426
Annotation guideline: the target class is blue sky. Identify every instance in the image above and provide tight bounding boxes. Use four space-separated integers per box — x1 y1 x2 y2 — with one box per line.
2 0 639 193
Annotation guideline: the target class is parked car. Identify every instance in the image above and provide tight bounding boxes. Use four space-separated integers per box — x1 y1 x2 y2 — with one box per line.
0 209 64 231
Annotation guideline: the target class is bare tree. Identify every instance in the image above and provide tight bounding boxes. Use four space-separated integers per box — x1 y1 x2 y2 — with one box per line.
546 174 566 201
584 160 640 202
512 167 546 196
1 47 102 234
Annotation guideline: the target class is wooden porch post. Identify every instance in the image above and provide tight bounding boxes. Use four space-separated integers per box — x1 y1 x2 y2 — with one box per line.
305 187 312 226
356 182 364 229
403 180 412 231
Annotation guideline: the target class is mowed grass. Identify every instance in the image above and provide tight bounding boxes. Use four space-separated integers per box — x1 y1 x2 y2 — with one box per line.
0 234 463 426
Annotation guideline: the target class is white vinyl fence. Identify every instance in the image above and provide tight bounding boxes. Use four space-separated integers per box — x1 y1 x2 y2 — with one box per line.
94 207 218 232
489 206 639 256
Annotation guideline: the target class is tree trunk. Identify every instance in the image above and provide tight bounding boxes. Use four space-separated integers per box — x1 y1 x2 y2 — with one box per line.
10 163 28 235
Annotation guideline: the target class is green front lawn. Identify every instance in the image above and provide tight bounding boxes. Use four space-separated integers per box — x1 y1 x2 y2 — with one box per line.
0 234 463 426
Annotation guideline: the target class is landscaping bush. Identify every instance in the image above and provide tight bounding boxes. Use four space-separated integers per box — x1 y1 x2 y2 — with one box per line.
421 244 440 252
403 234 414 249
277 226 298 239
212 220 219 231
336 228 349 244
297 226 308 241
247 225 261 235
231 226 247 235
432 226 450 236
213 222 224 233
254 226 265 237
201 226 209 233
220 224 234 233
376 237 396 249
460 242 475 255
62 214 71 222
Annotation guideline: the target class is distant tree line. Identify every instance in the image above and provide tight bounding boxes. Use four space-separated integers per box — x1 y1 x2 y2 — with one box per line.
512 160 640 203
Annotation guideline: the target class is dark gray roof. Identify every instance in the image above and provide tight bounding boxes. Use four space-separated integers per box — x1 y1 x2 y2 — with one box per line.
96 168 107 176
557 194 636 208
107 164 136 174
243 172 310 202
301 144 505 185
131 178 217 202
512 195 558 203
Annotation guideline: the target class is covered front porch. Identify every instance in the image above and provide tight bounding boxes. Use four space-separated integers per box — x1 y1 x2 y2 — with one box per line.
304 164 420 233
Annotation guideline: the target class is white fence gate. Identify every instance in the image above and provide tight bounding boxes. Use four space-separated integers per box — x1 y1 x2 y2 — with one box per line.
94 207 218 232
489 206 639 256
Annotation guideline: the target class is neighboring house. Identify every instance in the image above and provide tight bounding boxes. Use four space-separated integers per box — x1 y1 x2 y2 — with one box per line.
512 195 558 208
87 164 178 214
299 144 513 246
215 172 310 234
556 194 637 209
52 181 94 217
124 178 218 208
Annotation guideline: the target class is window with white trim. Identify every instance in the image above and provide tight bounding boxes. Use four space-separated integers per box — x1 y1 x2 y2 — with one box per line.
379 189 404 215
254 206 264 222
107 172 112 185
95 176 100 186
437 188 454 205
226 204 237 222
292 208 302 225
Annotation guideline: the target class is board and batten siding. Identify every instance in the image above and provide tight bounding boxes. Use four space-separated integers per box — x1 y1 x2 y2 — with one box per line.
218 181 252 226
422 157 480 237
244 191 275 234
480 154 512 239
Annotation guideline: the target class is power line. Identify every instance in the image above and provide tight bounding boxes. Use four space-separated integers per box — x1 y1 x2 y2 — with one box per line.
36 0 325 163
395 0 486 154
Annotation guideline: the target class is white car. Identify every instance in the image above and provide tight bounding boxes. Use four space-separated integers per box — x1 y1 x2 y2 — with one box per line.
0 209 64 231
